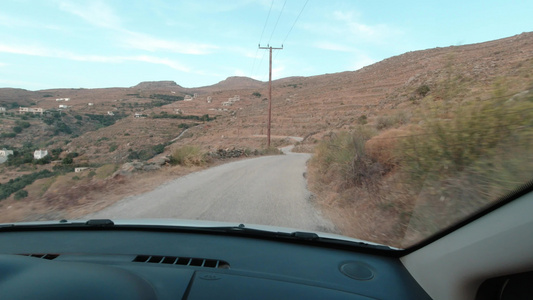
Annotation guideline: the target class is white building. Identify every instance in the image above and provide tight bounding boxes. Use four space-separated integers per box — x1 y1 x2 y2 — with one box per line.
184 95 193 101
0 149 13 164
207 96 212 103
88 103 94 106
59 104 70 109
0 107 6 113
34 150 48 160
56 98 70 101
0 149 14 157
75 167 90 173
107 111 115 116
19 107 45 114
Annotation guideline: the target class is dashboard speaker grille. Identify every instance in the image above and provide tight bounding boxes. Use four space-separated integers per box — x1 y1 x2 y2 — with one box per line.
133 255 230 269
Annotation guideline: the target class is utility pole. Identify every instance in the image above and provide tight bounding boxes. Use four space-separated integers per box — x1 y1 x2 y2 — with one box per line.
258 44 283 147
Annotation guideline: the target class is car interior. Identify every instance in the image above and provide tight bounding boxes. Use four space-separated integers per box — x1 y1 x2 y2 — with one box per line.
0 183 531 300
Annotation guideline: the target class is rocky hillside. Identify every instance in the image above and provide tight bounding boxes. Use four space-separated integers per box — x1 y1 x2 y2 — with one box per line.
1 32 532 163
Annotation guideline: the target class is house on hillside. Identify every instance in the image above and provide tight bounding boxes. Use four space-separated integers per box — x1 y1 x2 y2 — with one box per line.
19 107 45 114
58 104 70 109
0 149 13 164
107 111 115 116
75 167 90 173
207 96 212 103
34 150 48 160
134 112 146 118
56 98 70 101
0 107 6 113
88 103 94 106
184 95 193 101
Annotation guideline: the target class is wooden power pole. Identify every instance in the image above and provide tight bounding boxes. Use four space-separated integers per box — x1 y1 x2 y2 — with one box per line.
258 44 283 147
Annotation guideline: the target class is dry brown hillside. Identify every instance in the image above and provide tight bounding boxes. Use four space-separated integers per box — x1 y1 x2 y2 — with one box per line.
2 32 533 161
1 32 532 226
178 32 533 149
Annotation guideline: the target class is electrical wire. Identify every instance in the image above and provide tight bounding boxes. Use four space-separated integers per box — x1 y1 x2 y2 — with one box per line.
250 0 274 78
280 0 308 46
274 0 309 60
267 0 287 45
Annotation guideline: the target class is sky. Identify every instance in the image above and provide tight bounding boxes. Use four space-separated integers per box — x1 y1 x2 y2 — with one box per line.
0 0 531 91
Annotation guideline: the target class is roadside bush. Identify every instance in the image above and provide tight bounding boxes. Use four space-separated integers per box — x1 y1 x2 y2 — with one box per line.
395 91 533 240
170 145 207 166
365 128 409 169
311 128 384 192
375 111 410 130
259 147 283 155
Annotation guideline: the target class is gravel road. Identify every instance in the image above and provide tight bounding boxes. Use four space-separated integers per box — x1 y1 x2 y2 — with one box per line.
85 152 335 233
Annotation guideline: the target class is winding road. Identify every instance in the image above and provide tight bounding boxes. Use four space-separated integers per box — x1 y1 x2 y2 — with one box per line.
85 150 335 233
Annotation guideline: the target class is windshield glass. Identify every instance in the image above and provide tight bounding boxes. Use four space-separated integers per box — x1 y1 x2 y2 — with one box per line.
0 0 532 249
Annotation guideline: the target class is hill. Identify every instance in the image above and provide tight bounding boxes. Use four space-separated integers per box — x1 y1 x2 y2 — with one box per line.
1 31 532 227
1 32 532 160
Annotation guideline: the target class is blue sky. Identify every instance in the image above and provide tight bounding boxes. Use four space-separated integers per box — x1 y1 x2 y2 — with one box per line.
0 0 531 90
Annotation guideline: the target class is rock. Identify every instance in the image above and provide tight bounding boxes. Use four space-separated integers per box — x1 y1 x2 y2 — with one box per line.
143 164 161 171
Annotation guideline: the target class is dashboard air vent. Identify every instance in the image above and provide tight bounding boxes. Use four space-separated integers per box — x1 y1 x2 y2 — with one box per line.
133 255 229 269
18 254 59 260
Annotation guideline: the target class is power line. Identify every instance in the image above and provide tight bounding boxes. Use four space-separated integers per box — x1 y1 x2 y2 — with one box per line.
280 0 308 46
259 0 274 43
267 0 287 45
250 0 274 78
275 0 309 60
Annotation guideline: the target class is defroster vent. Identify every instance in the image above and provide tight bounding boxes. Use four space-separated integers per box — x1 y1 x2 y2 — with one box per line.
18 254 59 260
133 255 230 269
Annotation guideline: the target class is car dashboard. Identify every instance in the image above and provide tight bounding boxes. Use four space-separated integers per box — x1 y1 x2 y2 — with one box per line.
0 227 430 299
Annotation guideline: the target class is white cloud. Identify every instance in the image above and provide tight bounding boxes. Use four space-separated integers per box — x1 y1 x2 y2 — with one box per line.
0 62 7 67
120 32 218 55
127 55 190 72
301 10 403 50
58 0 121 29
0 43 50 56
0 42 190 72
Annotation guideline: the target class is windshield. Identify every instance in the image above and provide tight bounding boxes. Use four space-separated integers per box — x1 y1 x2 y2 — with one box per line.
0 0 532 249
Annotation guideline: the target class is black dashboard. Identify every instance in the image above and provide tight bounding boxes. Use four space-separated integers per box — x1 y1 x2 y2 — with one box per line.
0 228 430 299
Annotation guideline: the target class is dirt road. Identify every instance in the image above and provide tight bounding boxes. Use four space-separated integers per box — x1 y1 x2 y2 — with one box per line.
85 152 335 233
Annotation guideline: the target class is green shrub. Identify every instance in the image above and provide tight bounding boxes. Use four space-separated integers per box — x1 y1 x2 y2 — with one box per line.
259 147 283 155
357 115 367 125
376 111 410 130
14 189 28 200
0 170 55 200
396 91 533 237
152 143 166 154
170 146 206 166
415 85 430 97
311 128 383 191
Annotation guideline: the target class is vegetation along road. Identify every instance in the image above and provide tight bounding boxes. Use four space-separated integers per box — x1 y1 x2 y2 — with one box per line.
86 151 335 233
